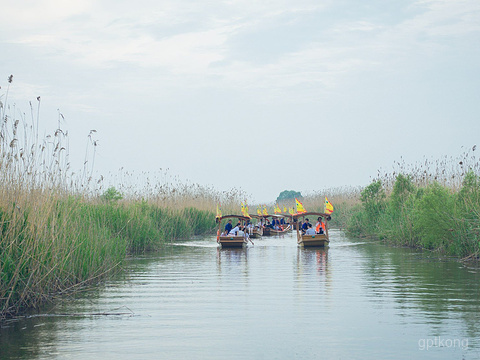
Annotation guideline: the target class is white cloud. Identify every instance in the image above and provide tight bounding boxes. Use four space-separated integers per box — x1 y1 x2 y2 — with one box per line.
3 0 479 99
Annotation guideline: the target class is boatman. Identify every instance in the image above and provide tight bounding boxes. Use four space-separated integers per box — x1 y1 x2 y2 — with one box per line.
225 219 233 234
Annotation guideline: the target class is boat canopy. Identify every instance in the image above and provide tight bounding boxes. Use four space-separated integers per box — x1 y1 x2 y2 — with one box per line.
216 214 251 222
292 212 330 219
251 214 291 219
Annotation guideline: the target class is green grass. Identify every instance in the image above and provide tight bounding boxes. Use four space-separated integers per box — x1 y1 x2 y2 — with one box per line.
0 77 222 320
0 196 217 319
332 171 480 259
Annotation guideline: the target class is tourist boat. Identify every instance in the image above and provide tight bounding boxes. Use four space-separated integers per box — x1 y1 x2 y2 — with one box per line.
249 214 266 237
268 214 293 235
216 215 252 247
249 225 263 238
292 212 331 247
269 225 291 235
245 214 263 238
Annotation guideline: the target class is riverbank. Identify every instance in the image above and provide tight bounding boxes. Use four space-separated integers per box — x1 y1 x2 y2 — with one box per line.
0 193 216 320
0 79 243 320
322 168 480 261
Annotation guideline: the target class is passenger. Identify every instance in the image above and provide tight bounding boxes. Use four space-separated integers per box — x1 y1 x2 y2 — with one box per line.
305 223 316 235
245 221 254 234
225 219 233 234
273 218 280 229
228 223 241 235
293 218 298 230
302 218 310 233
315 217 325 234
266 219 273 229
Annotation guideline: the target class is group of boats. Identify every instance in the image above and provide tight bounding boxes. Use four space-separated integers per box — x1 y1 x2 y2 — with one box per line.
215 212 331 248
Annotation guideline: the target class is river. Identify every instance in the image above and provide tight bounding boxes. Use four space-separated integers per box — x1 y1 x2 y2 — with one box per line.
1 229 479 359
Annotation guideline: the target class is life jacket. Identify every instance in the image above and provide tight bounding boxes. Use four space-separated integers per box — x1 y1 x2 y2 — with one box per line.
316 222 325 233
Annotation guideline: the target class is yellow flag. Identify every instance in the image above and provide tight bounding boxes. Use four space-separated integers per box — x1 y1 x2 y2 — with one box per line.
263 205 268 216
295 198 307 213
244 201 250 218
241 202 245 216
257 206 262 216
289 207 295 215
283 206 287 213
216 204 222 218
325 197 334 215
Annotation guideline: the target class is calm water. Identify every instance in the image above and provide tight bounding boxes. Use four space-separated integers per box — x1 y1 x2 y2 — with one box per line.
1 230 479 359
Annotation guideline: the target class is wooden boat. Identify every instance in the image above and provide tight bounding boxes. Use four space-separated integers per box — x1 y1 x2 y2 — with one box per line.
216 215 252 248
282 214 294 232
249 215 266 237
292 212 331 247
267 214 293 235
269 224 292 235
249 226 263 238
248 214 292 237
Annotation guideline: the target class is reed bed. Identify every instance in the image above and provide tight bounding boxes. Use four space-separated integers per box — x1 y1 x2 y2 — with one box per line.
302 147 480 259
0 77 243 319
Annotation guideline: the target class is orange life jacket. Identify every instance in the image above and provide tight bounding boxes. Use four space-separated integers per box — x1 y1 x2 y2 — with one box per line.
316 222 325 233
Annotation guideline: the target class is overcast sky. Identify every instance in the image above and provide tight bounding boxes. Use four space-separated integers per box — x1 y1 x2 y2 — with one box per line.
1 0 479 203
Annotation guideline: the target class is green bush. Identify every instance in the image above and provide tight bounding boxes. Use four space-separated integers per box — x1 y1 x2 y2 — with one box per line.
340 172 479 258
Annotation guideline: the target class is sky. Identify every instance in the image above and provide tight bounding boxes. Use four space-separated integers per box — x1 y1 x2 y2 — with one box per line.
1 0 479 203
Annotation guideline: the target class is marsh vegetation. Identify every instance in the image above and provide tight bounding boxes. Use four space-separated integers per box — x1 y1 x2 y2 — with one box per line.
0 77 245 319
1 75 478 321
304 149 480 260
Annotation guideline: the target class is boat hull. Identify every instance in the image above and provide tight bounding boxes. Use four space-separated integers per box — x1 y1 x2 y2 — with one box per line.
219 236 247 247
249 229 262 238
299 234 329 247
270 225 291 236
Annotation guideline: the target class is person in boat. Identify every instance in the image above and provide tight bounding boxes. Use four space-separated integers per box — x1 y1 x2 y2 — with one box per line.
265 219 273 229
245 220 254 234
256 218 263 229
225 219 233 234
228 223 241 235
301 218 310 234
274 218 281 230
238 226 249 239
315 217 325 234
305 223 316 235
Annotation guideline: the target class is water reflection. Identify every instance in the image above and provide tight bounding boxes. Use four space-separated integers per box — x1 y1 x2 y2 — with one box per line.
1 231 480 359
357 243 480 347
296 247 329 277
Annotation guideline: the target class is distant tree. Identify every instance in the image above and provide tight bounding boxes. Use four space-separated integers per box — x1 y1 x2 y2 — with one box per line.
276 190 302 202
102 186 123 202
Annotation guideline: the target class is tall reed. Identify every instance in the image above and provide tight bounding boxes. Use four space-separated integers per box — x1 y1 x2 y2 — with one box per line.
301 148 480 259
0 77 239 319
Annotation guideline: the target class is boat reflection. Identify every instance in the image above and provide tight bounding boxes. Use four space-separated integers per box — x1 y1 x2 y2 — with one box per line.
297 247 329 276
216 247 249 276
